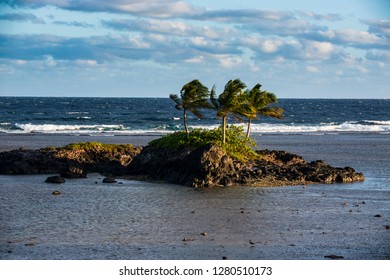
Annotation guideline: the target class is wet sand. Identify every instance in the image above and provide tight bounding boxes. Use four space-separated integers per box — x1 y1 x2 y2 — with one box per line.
0 133 389 259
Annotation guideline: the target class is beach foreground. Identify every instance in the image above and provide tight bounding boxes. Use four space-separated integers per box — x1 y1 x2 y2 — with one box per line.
0 133 389 259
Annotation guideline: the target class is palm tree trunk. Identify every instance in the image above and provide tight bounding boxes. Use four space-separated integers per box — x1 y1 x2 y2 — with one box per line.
222 115 227 145
183 109 189 136
246 118 252 139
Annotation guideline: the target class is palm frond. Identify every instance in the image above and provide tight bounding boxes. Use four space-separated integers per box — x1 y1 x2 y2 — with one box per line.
189 107 204 119
210 85 220 110
169 94 181 106
258 107 284 119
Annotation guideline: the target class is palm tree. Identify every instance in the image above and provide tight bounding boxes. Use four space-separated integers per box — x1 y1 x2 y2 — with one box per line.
169 80 210 136
210 79 252 144
242 84 283 138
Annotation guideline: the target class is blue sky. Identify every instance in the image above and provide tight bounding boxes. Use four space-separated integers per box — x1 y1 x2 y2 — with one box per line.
0 0 389 98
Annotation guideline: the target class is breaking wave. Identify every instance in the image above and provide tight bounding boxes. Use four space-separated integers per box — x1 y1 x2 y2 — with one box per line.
1 120 389 135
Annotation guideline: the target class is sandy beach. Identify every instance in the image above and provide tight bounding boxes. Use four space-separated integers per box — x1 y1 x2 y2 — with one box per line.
0 133 389 259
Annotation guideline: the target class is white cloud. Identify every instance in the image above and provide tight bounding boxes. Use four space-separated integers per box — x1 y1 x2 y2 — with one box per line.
306 65 319 73
184 55 204 63
303 41 335 60
214 54 242 68
261 39 283 53
9 0 202 18
75 59 98 66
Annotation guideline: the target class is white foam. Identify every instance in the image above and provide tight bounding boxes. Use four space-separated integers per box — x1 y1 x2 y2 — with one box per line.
14 123 124 133
4 120 390 135
191 121 390 134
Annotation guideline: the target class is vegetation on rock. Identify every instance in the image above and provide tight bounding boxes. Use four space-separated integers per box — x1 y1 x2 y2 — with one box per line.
149 125 258 162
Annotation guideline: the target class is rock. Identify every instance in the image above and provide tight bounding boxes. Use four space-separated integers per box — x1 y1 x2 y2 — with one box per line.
0 143 142 176
129 143 235 188
128 144 365 187
374 214 382 218
103 177 117 183
0 149 66 175
200 232 208 236
384 225 390 229
325 255 344 259
182 237 195 242
1 142 365 188
52 190 61 195
45 176 65 184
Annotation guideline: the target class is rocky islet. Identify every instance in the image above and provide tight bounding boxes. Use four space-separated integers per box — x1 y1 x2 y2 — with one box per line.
0 142 364 187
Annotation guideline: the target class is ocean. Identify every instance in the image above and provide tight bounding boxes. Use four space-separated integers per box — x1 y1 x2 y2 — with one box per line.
0 97 389 260
1 97 389 135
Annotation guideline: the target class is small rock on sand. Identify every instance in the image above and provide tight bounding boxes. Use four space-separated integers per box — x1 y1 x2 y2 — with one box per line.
325 255 344 259
103 177 117 183
45 176 65 184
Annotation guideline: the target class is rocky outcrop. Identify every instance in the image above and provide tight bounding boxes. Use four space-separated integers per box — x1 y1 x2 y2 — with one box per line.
0 142 364 188
128 144 365 187
0 148 67 175
0 144 141 176
128 143 236 187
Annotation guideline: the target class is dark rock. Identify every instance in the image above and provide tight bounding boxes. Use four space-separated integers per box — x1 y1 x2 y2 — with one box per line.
0 149 66 175
374 214 382 218
1 142 365 188
129 143 235 188
384 225 390 229
0 144 142 176
103 177 117 183
325 255 344 259
128 144 365 187
182 237 195 242
45 176 65 184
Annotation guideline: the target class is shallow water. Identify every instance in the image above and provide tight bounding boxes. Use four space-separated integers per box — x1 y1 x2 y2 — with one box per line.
0 133 389 259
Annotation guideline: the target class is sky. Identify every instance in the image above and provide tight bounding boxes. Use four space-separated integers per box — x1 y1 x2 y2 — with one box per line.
0 0 389 98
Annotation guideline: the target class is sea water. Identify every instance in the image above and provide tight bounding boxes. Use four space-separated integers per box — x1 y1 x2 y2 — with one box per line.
1 97 389 135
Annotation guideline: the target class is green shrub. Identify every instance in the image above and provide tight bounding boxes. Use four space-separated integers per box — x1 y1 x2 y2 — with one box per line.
149 125 258 162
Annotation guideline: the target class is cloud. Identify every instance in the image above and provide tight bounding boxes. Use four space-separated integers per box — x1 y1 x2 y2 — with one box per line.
0 12 45 23
296 11 344 22
240 35 344 62
6 0 202 18
366 50 390 62
0 34 122 61
52 20 94 28
363 19 390 38
101 18 234 40
0 33 239 66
